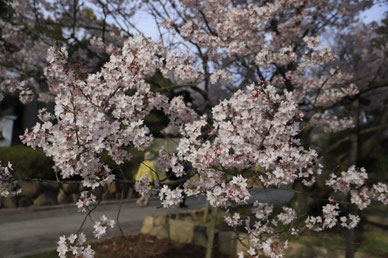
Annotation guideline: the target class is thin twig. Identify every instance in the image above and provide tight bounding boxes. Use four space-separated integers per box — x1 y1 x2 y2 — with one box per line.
116 187 125 236
77 199 102 234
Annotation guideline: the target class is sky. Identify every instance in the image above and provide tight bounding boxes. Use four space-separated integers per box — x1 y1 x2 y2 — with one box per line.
128 10 160 40
361 3 388 23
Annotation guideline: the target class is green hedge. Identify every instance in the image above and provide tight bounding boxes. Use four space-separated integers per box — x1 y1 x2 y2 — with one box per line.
0 145 55 180
0 145 149 181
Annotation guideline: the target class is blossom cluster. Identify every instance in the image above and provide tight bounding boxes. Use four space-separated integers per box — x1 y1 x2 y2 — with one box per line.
11 30 387 257
20 34 207 191
224 201 297 257
0 78 35 104
305 201 341 232
340 214 360 229
162 83 320 255
276 207 297 226
310 113 355 133
76 191 97 212
0 8 49 105
157 0 376 138
303 166 388 233
93 215 115 239
224 212 243 227
305 202 362 231
177 84 318 192
326 166 368 193
159 185 183 208
0 162 21 197
57 233 94 258
326 165 388 210
161 95 199 134
161 50 203 83
370 183 388 205
2 0 387 257
206 175 251 208
21 37 163 188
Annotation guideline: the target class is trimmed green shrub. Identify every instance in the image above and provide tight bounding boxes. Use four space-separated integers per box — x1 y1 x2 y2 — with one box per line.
0 145 55 180
0 145 151 182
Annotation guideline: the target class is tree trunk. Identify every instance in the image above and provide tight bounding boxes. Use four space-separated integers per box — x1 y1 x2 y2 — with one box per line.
291 181 314 215
360 101 388 160
205 206 217 258
346 98 360 258
203 200 210 224
290 125 315 214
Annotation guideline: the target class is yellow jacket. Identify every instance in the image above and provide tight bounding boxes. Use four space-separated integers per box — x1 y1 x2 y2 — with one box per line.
135 160 158 183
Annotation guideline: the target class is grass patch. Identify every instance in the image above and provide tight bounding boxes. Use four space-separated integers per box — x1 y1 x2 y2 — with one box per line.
294 234 345 251
291 226 388 257
357 228 388 257
22 250 57 258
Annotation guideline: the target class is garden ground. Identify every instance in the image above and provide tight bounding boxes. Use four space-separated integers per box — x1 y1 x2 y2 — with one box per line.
0 188 293 257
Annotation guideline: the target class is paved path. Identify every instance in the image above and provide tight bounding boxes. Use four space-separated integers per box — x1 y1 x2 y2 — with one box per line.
0 188 293 258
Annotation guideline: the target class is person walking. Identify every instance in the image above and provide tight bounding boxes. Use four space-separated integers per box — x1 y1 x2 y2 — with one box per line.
135 151 157 206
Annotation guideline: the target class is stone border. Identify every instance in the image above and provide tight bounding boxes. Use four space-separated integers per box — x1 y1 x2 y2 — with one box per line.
0 198 143 215
140 209 245 256
140 210 372 257
0 180 136 209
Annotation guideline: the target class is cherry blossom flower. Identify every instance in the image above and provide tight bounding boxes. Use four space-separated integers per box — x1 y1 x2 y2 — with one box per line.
57 233 94 258
159 185 183 208
76 191 97 212
340 214 360 229
93 215 115 239
0 162 21 197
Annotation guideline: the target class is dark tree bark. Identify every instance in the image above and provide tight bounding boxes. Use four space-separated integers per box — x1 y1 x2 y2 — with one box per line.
206 206 217 258
346 98 360 258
